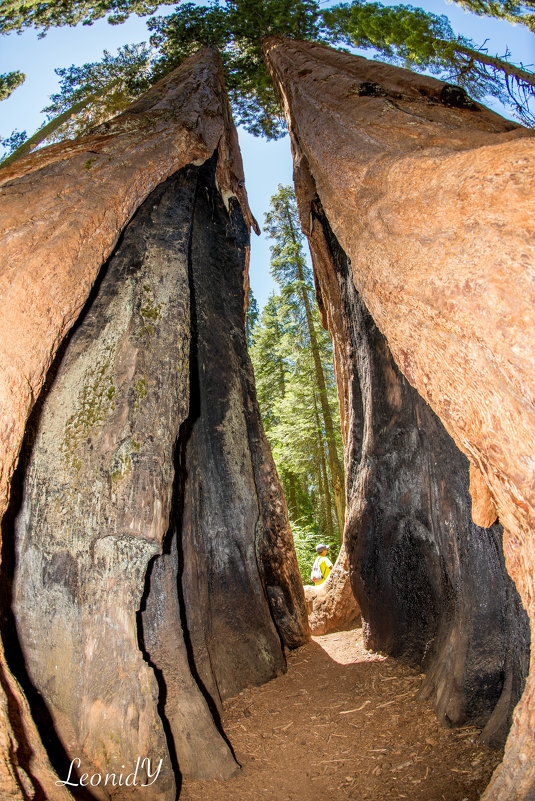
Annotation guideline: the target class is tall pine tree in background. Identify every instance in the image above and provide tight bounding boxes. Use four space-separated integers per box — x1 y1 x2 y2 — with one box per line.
453 0 535 33
250 186 344 582
1 44 153 166
245 288 260 346
0 0 174 33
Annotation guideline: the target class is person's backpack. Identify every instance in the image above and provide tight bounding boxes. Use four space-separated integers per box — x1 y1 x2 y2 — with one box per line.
311 557 323 583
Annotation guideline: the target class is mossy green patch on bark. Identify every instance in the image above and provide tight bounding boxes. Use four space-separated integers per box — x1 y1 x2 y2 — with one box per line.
110 453 132 483
138 283 163 338
134 377 148 409
140 304 162 321
110 439 142 483
61 348 116 473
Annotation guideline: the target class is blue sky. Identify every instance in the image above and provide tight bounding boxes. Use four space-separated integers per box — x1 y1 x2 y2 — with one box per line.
0 1 533 308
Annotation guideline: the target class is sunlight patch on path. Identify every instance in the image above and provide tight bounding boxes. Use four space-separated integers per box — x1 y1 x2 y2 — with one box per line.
313 629 388 666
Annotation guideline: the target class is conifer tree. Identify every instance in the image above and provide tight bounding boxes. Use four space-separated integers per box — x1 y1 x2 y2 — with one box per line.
2 0 533 160
322 1 535 125
148 0 320 138
264 185 345 538
250 288 342 581
250 186 344 582
0 71 25 101
245 288 260 347
0 130 27 159
0 0 173 34
1 44 152 166
452 0 535 33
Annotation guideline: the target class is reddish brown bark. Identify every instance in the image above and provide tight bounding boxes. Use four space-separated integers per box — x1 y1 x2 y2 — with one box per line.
304 544 360 636
265 37 535 800
0 47 256 798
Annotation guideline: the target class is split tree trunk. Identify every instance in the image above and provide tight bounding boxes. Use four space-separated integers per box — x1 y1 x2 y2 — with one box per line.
266 37 535 799
0 46 243 798
0 47 308 798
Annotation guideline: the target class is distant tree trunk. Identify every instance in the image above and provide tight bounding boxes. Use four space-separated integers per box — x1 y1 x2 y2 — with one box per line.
265 36 535 801
278 355 286 397
287 471 297 519
312 444 325 537
280 196 345 537
313 393 335 542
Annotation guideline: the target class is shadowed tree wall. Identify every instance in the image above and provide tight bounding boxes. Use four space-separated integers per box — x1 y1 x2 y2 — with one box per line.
266 36 535 800
0 49 308 798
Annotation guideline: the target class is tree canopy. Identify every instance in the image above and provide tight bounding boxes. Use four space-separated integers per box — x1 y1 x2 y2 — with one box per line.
245 288 260 346
0 0 174 35
42 44 153 138
148 0 320 137
0 44 153 165
2 0 534 163
453 0 535 33
323 1 535 125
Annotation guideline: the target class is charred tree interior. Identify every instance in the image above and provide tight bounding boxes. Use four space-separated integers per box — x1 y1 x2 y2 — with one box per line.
0 41 534 801
1 156 308 799
266 37 535 800
308 194 530 746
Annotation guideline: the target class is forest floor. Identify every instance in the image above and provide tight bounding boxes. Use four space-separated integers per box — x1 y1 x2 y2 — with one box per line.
179 628 502 801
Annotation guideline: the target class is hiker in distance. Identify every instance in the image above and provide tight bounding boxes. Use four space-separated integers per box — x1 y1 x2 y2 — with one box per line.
311 543 333 586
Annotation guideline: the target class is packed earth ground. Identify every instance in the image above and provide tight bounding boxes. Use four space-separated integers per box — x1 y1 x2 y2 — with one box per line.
180 628 501 801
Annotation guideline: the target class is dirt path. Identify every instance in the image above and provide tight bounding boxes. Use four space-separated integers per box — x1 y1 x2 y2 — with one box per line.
180 629 501 801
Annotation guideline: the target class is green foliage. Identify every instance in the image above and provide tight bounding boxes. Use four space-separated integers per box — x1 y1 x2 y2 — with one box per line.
250 186 343 582
40 43 153 143
0 129 27 158
149 0 321 138
0 0 174 35
322 1 534 124
291 519 339 586
148 0 535 133
0 70 25 101
251 292 342 582
264 184 310 289
245 288 260 346
3 0 534 158
452 0 535 33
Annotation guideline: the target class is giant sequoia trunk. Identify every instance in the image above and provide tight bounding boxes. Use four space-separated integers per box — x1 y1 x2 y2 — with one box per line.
2 36 534 801
9 168 199 801
295 151 529 740
0 49 308 797
8 156 307 797
0 46 236 799
266 37 535 800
